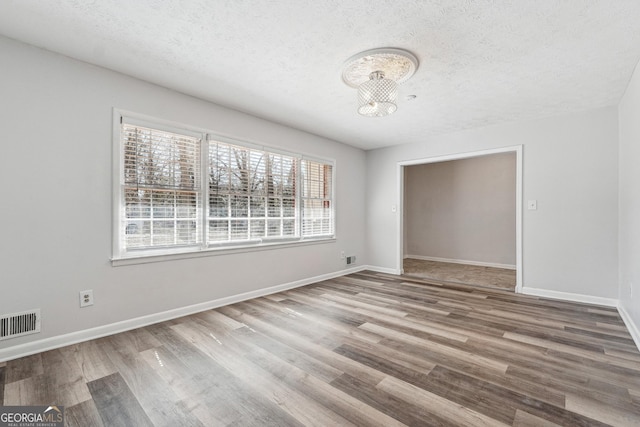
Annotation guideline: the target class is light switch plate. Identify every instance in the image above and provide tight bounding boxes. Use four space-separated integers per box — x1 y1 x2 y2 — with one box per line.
527 200 537 210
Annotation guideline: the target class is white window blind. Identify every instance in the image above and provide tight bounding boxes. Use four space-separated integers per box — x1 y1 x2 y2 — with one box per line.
115 114 334 259
301 159 334 237
122 124 201 251
208 141 298 243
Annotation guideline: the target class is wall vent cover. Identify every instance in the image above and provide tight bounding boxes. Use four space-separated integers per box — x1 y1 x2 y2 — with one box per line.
0 309 41 341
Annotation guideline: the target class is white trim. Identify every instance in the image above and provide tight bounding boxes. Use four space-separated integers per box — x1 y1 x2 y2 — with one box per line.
123 115 204 139
0 266 366 362
111 109 123 260
404 255 516 270
397 164 405 278
618 305 640 352
396 145 523 293
521 287 618 307
363 265 402 275
514 146 523 293
201 134 210 247
112 237 336 267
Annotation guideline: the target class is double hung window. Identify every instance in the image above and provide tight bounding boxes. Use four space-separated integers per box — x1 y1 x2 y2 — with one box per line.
114 114 334 260
207 141 298 243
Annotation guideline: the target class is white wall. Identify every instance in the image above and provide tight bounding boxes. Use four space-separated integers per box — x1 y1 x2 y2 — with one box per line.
367 107 619 299
618 61 640 344
0 36 366 355
404 153 516 266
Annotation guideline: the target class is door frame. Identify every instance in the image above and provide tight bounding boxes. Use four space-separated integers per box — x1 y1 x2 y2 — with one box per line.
396 145 523 293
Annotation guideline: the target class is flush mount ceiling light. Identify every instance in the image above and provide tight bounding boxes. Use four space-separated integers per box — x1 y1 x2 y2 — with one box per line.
342 48 419 117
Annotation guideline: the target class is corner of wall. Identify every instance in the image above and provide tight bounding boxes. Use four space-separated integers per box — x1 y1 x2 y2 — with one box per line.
618 304 640 352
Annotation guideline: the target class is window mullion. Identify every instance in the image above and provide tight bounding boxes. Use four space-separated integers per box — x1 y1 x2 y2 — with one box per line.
227 157 231 242
296 158 302 238
173 192 177 246
201 136 209 249
150 191 155 246
247 151 252 239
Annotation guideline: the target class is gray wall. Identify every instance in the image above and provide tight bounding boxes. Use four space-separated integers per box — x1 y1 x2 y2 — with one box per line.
0 36 367 353
618 57 640 341
367 106 619 299
404 153 516 267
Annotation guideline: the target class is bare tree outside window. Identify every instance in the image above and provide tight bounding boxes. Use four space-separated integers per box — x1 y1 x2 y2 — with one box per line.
208 142 297 243
122 125 200 250
117 117 333 257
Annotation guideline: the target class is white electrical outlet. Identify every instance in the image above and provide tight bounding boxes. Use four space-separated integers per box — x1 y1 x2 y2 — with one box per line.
340 251 346 259
80 290 94 308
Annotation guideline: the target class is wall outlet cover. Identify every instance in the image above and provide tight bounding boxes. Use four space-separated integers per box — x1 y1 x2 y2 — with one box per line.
80 290 94 308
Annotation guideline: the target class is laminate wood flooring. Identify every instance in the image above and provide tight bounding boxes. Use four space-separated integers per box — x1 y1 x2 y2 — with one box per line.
403 258 517 291
2 271 639 426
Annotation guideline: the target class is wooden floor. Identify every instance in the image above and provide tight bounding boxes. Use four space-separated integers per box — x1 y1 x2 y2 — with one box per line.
2 271 640 426
404 258 517 291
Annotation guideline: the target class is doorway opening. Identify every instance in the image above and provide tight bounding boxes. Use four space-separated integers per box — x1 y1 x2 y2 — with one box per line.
397 146 522 292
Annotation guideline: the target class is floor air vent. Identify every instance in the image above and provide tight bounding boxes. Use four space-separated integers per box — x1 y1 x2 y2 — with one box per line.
0 309 41 341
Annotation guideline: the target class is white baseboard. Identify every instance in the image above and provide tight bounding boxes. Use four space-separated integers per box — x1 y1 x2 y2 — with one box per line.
618 304 640 352
0 266 367 363
404 255 516 270
521 287 618 307
362 265 402 275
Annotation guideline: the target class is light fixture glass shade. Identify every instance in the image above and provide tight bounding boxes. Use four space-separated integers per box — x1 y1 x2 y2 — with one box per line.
358 71 398 117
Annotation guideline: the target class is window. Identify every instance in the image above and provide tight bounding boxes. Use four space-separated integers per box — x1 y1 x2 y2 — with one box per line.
121 124 202 251
114 114 334 260
301 159 333 237
208 141 299 243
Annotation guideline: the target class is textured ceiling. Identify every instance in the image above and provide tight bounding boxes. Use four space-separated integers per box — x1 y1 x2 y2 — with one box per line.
1 1 640 150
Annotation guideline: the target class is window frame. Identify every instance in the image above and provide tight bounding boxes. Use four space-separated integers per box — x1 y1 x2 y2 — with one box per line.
206 137 302 245
112 110 336 265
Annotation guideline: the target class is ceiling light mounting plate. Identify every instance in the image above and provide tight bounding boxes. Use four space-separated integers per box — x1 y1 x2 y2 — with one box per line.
342 48 419 88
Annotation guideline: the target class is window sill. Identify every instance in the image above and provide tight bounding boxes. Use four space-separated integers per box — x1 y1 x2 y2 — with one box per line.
111 236 336 267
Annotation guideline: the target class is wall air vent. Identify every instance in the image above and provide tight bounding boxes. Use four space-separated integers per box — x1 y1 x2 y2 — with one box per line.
0 309 41 341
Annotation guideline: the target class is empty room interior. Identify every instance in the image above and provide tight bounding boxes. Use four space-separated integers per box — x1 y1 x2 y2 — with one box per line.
1 2 640 426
